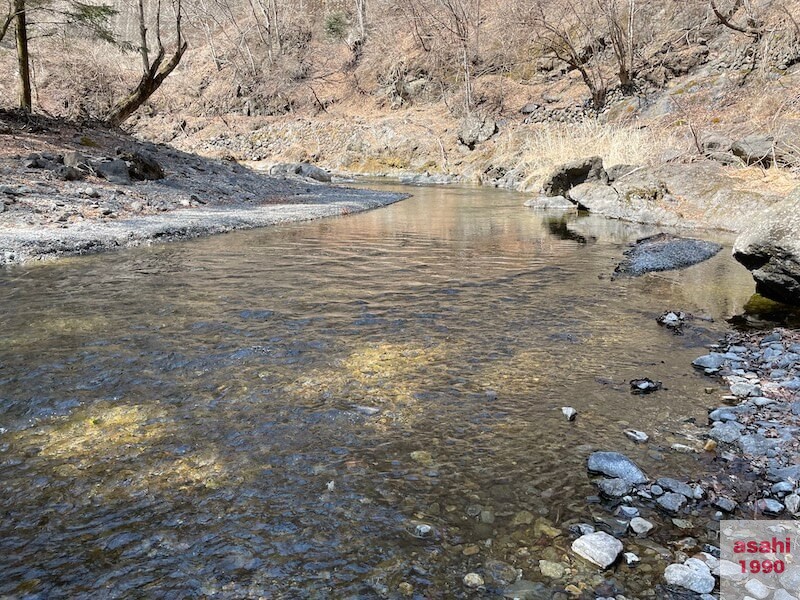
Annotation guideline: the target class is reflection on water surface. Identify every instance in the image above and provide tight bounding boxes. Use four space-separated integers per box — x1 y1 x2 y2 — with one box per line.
0 183 761 597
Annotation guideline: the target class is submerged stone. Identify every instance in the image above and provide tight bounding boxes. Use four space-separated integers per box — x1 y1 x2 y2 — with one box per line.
615 233 722 277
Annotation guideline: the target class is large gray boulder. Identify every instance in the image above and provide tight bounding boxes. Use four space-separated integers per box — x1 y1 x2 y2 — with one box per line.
733 187 800 305
541 156 608 197
458 115 498 150
269 162 332 183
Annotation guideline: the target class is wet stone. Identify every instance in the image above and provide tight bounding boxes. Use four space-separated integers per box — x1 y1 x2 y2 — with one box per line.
772 481 794 496
571 531 623 568
597 477 631 498
656 492 687 514
630 517 655 535
755 498 784 515
511 510 534 526
624 429 649 443
709 421 743 444
539 560 566 579
713 497 737 512
463 572 484 588
484 559 518 585
587 451 648 484
664 558 715 594
656 477 694 498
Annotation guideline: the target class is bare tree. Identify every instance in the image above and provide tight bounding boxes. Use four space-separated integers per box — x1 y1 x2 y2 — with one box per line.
14 0 31 111
107 0 188 125
600 0 638 87
526 0 610 109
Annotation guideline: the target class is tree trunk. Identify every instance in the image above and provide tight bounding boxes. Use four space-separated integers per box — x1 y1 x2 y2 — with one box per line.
107 41 187 126
14 0 31 113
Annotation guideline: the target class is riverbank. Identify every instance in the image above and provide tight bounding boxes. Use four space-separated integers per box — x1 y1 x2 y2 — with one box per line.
0 114 405 266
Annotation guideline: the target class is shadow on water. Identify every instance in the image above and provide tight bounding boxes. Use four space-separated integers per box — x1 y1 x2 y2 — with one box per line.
0 182 789 598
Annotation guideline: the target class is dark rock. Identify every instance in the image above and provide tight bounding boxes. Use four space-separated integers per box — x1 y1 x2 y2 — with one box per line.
93 159 131 184
615 233 722 276
630 378 662 394
733 188 800 305
587 451 647 484
120 151 165 180
541 156 608 197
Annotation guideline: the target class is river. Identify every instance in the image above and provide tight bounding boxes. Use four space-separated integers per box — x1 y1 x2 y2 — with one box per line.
0 183 765 598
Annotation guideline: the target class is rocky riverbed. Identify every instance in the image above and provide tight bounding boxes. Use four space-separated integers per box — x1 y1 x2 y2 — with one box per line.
0 114 405 265
508 325 800 600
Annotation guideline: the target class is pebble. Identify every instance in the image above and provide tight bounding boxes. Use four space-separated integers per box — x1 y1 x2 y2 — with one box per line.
730 382 761 397
671 443 696 453
463 572 484 588
693 353 727 370
785 494 800 514
561 406 577 421
538 559 566 579
656 492 687 513
623 552 640 565
755 498 784 515
713 497 737 512
650 484 664 496
571 532 623 568
598 478 631 498
630 378 662 394
511 510 534 526
772 481 794 495
616 505 639 518
630 517 655 535
709 421 743 443
624 429 649 443
657 477 694 498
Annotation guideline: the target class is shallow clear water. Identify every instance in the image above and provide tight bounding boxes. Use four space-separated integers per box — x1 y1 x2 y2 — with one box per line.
0 183 763 598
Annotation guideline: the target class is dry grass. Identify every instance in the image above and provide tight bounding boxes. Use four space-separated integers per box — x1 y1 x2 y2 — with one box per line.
514 120 683 191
